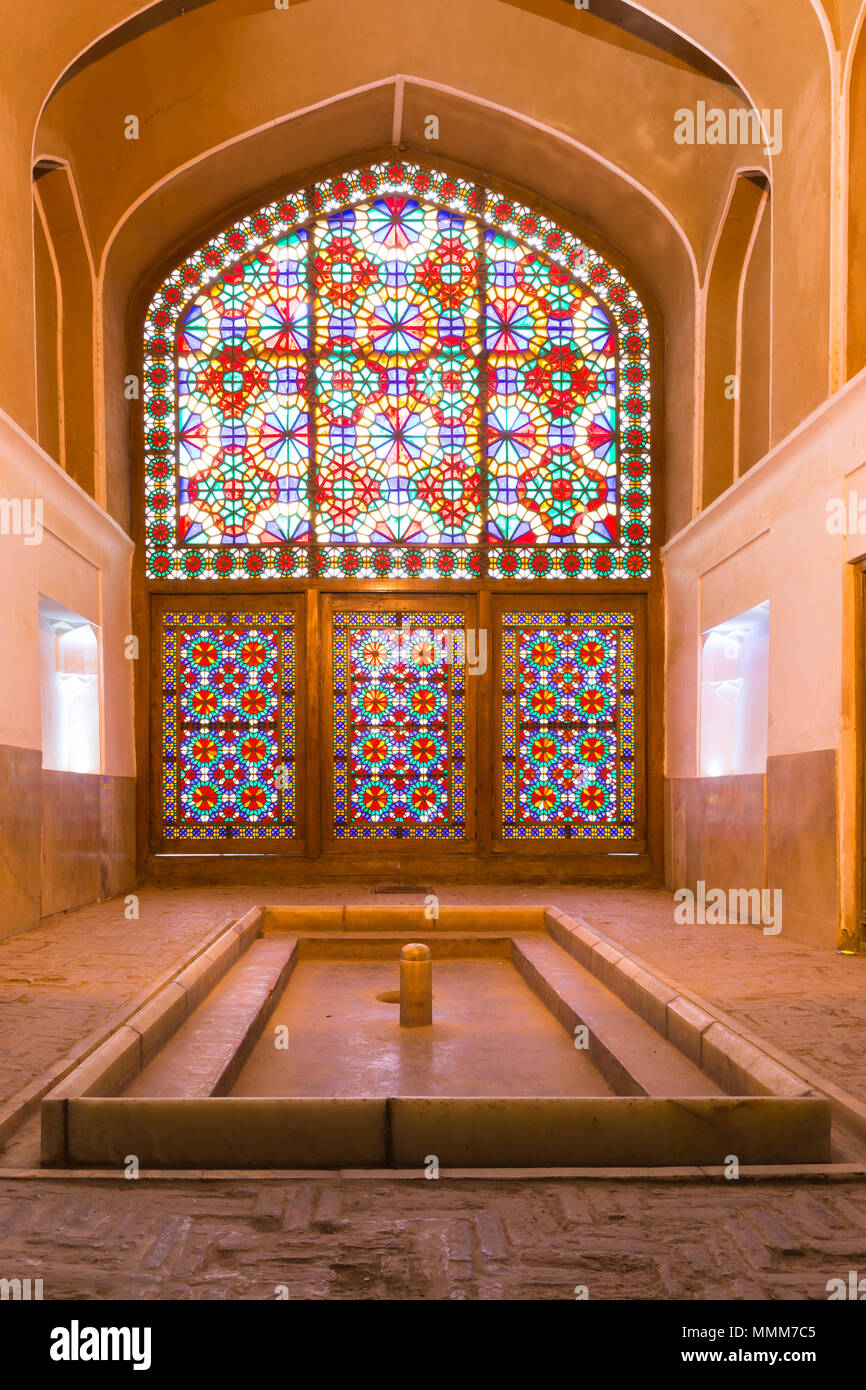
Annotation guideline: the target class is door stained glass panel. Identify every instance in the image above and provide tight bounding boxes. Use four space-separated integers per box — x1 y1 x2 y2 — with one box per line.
162 610 296 840
332 611 467 839
501 610 635 839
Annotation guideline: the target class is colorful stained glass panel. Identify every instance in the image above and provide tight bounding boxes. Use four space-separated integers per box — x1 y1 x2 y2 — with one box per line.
501 610 635 839
485 230 619 549
162 611 296 840
333 611 467 839
313 200 482 546
175 234 311 551
144 162 651 582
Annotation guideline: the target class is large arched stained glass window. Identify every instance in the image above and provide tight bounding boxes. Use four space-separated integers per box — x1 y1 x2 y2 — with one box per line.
143 162 651 583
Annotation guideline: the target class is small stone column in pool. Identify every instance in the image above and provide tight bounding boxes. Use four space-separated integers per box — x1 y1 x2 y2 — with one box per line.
400 943 432 1027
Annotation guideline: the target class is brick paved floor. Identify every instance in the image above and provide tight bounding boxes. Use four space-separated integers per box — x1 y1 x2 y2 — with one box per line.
0 888 242 1105
2 886 865 1303
1 1176 865 1300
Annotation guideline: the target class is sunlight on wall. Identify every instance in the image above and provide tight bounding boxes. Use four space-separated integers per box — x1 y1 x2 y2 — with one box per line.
39 600 101 774
700 602 769 777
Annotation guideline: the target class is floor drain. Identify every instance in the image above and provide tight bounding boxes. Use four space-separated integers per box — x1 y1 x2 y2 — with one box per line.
372 884 432 894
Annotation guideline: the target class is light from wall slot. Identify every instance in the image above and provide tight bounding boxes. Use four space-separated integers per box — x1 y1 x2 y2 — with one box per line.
39 597 101 774
700 601 769 777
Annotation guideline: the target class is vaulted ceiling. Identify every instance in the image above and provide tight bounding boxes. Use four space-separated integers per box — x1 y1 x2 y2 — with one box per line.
3 0 863 533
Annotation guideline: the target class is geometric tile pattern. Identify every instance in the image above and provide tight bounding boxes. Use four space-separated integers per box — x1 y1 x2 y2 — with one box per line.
144 162 651 582
501 610 635 839
332 610 467 839
161 610 295 840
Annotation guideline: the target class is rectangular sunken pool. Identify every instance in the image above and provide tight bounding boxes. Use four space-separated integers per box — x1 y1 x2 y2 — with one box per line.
230 958 616 1099
41 905 832 1170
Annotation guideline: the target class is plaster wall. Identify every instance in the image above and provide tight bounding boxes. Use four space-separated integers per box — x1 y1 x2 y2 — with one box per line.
665 365 866 948
0 409 135 935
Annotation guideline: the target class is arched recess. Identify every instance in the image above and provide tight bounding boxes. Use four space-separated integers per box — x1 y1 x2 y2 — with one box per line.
847 7 866 380
33 168 63 466
701 172 770 508
32 163 97 498
736 185 771 475
90 83 698 540
33 0 747 536
135 158 664 885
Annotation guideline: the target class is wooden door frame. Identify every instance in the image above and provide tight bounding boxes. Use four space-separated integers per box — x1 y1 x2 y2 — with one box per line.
129 150 667 884
140 582 661 881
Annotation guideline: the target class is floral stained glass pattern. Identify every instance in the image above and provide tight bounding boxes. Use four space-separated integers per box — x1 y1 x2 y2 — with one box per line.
162 612 295 840
314 201 481 547
332 611 466 839
486 233 618 550
144 162 651 582
175 233 310 550
501 611 635 840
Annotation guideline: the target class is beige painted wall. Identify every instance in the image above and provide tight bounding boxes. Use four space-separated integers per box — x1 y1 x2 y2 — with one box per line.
0 410 134 771
664 365 866 947
0 408 135 934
